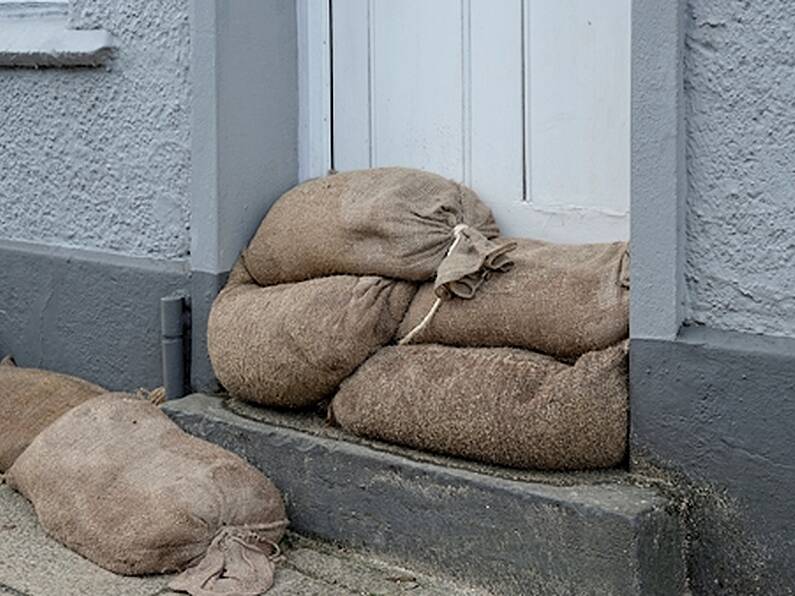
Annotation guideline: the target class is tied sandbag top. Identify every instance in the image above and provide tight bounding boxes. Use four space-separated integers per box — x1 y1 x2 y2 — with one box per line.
243 167 515 298
435 223 515 299
398 238 630 356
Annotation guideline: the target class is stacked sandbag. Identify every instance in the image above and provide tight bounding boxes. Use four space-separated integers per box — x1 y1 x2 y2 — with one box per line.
0 357 105 471
6 393 287 594
207 166 629 471
329 236 631 470
243 167 515 295
208 167 515 408
330 342 628 470
398 238 629 358
208 259 416 408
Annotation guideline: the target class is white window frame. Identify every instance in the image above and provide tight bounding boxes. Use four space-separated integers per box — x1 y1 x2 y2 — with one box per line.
0 0 68 18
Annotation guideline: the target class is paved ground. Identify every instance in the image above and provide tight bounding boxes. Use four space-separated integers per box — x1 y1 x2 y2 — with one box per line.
0 484 489 596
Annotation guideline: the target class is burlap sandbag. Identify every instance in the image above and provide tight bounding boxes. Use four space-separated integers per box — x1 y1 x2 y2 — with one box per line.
243 168 515 298
6 394 287 594
330 343 628 471
398 239 630 358
208 260 416 408
0 357 105 471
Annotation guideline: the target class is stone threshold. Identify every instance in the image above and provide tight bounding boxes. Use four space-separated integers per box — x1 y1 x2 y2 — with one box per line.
164 393 686 595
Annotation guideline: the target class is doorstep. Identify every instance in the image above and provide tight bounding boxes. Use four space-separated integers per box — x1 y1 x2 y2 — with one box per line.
164 394 686 596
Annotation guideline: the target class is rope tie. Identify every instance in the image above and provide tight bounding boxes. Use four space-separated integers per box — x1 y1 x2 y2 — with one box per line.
207 520 288 564
399 224 468 346
170 519 290 595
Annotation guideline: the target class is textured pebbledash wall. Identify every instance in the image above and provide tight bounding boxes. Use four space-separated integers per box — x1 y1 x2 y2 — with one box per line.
684 0 795 337
0 0 191 259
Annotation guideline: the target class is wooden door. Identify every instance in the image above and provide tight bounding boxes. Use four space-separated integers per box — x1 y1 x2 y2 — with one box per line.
306 0 630 243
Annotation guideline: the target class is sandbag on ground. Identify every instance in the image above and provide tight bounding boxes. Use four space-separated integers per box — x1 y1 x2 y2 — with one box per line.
243 168 515 298
398 239 629 358
330 343 628 471
208 260 416 408
0 358 105 471
6 394 287 592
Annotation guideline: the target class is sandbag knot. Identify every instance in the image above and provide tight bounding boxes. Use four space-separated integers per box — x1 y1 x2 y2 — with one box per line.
400 224 516 345
169 519 289 596
434 224 516 300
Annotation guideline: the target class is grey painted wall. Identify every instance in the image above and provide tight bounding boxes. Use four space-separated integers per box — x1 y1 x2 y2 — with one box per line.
631 1 795 591
0 239 189 390
630 0 685 341
0 0 193 388
0 0 191 259
685 0 795 338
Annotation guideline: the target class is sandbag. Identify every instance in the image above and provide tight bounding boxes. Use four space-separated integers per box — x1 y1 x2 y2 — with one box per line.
330 343 628 471
398 239 629 358
6 394 287 590
0 358 105 471
242 168 515 298
208 260 416 408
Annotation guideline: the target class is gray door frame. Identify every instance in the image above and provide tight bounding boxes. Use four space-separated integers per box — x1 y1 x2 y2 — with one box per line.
630 0 686 341
188 0 299 389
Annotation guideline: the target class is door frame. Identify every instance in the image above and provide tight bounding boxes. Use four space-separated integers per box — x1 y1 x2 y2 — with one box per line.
297 0 333 181
629 0 686 340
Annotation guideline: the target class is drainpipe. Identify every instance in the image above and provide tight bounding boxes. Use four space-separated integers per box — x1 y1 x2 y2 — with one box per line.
160 294 187 400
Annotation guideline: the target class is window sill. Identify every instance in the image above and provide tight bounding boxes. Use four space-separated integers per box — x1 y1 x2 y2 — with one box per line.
0 10 114 68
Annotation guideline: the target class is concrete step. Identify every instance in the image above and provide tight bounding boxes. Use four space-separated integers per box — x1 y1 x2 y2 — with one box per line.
164 394 686 596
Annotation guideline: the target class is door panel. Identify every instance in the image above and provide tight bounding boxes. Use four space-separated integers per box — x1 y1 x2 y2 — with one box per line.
528 0 630 214
469 0 525 210
371 0 464 177
330 0 370 171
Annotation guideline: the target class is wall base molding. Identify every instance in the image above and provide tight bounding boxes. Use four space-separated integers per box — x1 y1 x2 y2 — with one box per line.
0 240 189 390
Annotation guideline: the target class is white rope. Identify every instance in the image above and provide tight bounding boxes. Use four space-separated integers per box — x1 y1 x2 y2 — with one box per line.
399 225 468 346
398 295 443 345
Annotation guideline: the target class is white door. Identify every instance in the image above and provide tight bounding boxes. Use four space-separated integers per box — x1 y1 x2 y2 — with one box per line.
299 0 630 244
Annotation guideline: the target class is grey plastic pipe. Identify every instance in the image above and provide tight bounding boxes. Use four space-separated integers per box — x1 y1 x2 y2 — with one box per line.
160 295 185 400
